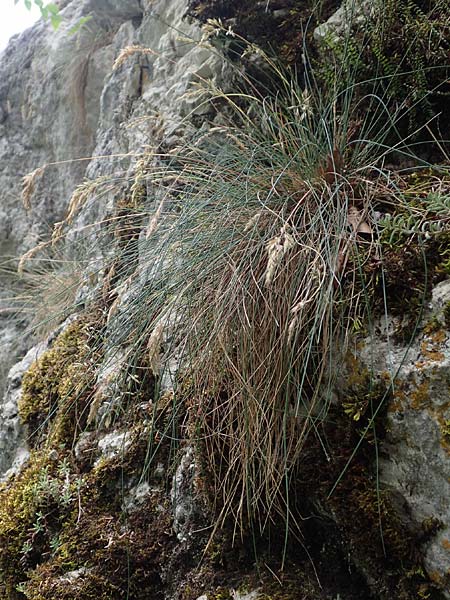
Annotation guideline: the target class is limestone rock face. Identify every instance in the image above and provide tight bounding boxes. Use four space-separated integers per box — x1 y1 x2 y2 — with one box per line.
0 0 130 398
0 342 46 481
355 279 450 594
314 0 378 43
0 0 225 468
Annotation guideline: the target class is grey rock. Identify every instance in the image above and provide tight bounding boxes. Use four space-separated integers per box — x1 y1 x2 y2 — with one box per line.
0 0 136 407
357 279 450 593
122 481 152 512
54 566 90 583
0 341 47 480
95 430 132 464
273 9 290 19
314 0 378 43
171 446 198 542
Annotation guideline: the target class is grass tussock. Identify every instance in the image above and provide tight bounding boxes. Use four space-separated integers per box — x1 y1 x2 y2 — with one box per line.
87 28 449 536
9 9 450 550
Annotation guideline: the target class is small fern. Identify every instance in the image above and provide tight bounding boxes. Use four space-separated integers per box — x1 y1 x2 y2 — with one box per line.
317 0 450 134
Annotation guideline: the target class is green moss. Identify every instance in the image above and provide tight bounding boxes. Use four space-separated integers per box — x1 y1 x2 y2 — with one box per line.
440 418 450 444
19 319 94 447
435 232 450 278
0 419 176 600
0 453 45 597
209 589 233 600
204 574 321 600
0 452 80 599
22 466 174 599
256 583 315 599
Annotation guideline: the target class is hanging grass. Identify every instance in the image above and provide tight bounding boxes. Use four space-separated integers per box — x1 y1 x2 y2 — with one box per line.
12 12 450 552
73 29 448 540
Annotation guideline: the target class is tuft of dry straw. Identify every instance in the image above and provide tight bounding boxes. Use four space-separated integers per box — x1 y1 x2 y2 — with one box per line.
287 315 299 345
264 224 295 286
17 241 49 275
243 211 262 233
22 167 45 211
51 221 65 246
113 45 157 71
146 199 165 239
106 274 134 324
87 387 104 426
65 180 95 224
147 321 164 375
199 17 235 43
347 205 372 234
51 179 99 245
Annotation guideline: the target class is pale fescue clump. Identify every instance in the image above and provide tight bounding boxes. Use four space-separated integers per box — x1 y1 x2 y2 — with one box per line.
21 20 450 546
93 41 377 537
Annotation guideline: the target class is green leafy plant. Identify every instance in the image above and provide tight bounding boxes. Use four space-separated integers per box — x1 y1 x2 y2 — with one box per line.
15 0 92 34
378 181 450 245
15 0 62 29
317 0 450 137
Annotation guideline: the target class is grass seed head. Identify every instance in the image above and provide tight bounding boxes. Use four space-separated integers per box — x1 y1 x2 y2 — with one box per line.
113 45 157 71
22 167 45 211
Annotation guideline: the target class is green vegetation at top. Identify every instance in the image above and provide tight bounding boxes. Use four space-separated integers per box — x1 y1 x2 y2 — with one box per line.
316 0 450 137
16 0 91 33
16 0 62 29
